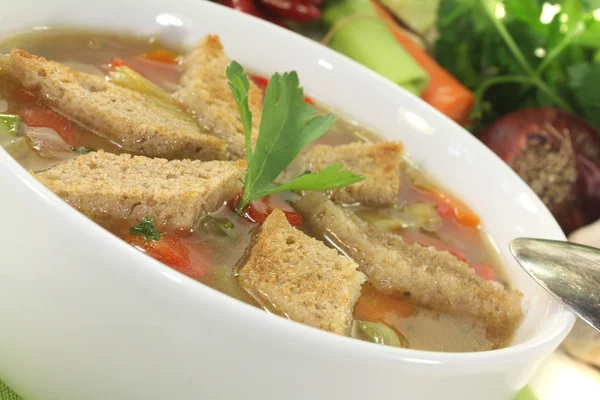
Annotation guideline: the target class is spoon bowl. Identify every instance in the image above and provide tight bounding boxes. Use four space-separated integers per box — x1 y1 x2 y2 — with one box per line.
510 238 600 333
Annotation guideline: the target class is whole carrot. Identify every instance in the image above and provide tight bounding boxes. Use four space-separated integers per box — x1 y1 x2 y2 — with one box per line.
371 0 474 126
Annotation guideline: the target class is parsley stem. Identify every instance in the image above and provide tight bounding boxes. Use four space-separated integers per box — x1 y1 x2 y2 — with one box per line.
474 75 535 115
535 30 578 77
482 0 535 77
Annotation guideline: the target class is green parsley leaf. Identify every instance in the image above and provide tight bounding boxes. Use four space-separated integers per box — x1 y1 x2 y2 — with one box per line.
71 146 94 155
226 61 253 158
130 217 162 242
226 62 364 211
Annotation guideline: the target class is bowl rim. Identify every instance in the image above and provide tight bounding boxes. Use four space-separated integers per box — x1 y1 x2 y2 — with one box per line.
0 0 575 366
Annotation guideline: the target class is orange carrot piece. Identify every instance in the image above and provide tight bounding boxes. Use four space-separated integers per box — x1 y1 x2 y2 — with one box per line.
434 191 481 228
354 283 413 322
371 1 474 126
143 50 180 64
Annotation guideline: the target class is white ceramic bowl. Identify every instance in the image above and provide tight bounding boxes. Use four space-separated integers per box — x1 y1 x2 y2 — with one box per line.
0 1 575 399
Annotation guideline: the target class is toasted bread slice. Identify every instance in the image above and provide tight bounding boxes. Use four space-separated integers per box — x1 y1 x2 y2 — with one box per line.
295 192 523 330
35 151 245 231
238 210 365 335
304 142 403 207
8 50 227 161
175 35 263 158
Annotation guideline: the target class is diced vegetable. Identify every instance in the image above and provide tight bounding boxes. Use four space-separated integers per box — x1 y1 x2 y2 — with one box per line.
2 137 30 159
25 127 75 159
20 107 77 145
71 146 94 154
372 0 474 126
130 217 162 242
354 283 412 322
0 114 22 137
233 194 304 227
471 263 497 281
109 57 134 70
351 320 409 348
434 192 480 228
109 66 173 104
128 234 191 270
406 166 480 228
356 203 442 232
145 236 191 270
2 130 76 172
108 65 195 123
322 0 429 95
200 215 235 237
142 49 179 64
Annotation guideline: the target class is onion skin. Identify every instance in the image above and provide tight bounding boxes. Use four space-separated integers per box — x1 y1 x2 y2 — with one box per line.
479 107 600 234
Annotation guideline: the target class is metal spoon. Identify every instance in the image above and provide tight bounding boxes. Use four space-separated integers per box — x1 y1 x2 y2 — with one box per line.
510 238 600 333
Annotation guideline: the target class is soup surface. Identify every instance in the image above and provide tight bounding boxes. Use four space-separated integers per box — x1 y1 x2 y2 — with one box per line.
0 30 520 352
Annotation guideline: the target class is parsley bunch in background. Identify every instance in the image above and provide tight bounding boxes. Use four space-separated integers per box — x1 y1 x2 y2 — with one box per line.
435 0 600 133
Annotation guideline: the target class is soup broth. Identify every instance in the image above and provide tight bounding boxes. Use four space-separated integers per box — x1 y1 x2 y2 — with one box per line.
0 30 519 352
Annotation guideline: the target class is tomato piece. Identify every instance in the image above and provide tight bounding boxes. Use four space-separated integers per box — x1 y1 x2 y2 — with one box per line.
20 107 78 146
247 197 272 223
471 263 497 281
232 194 303 226
249 75 269 92
249 74 315 105
124 232 210 278
110 57 131 69
148 235 191 269
142 50 179 64
12 88 37 104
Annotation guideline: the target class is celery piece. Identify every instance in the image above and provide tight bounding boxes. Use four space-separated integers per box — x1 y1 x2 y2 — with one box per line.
108 66 194 122
378 0 439 36
351 320 410 348
356 203 442 232
323 0 429 95
3 136 30 159
200 215 235 237
0 113 22 137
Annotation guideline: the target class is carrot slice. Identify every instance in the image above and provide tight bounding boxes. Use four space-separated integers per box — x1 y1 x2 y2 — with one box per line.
142 50 180 64
354 283 412 322
434 192 481 228
371 1 474 126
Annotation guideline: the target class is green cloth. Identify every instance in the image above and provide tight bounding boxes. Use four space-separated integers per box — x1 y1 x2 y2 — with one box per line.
0 378 537 400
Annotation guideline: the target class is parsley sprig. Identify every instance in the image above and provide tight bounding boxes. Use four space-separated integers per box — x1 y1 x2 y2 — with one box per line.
226 61 364 212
